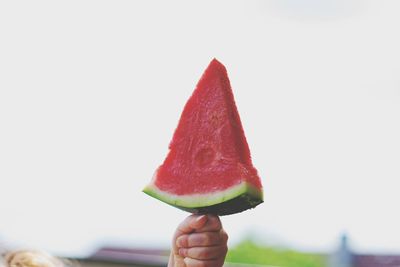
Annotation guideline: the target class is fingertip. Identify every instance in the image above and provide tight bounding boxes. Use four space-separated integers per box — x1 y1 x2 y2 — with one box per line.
178 248 187 257
176 235 187 248
192 214 208 228
205 214 219 223
195 214 207 222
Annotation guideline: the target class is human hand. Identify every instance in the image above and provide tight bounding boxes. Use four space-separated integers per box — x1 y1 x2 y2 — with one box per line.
168 214 228 267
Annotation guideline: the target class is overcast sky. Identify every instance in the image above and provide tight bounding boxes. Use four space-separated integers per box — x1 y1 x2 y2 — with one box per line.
1 0 399 257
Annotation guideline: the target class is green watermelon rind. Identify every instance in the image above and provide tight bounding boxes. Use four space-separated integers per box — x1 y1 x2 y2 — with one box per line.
142 181 263 214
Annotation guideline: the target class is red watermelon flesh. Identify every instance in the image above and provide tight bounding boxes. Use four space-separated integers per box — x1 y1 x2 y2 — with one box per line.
143 59 263 215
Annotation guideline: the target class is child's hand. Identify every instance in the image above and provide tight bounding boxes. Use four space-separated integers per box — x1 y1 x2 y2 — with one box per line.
169 214 228 267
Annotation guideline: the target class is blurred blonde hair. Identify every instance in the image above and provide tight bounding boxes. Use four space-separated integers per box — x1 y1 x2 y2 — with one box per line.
2 251 67 267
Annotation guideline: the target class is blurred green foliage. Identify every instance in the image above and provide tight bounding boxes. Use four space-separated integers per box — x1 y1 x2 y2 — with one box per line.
226 240 327 267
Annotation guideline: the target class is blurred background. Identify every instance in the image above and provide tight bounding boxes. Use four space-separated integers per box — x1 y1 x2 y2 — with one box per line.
1 1 399 266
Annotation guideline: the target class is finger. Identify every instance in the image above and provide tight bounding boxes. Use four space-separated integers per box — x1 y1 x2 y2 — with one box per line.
183 257 224 267
220 229 229 244
168 251 185 267
172 215 209 255
176 231 226 248
194 215 222 233
177 215 208 235
173 255 186 267
179 245 228 260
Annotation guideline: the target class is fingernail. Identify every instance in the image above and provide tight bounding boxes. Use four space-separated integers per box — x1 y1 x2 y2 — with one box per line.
195 215 206 222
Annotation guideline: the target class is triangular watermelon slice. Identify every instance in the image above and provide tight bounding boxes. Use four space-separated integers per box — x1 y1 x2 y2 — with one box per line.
143 59 263 215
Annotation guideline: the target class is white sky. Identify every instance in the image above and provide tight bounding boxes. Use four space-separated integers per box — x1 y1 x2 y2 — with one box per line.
1 0 399 257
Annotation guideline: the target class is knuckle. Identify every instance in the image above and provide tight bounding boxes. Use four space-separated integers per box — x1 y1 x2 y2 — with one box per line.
223 245 228 256
220 230 228 242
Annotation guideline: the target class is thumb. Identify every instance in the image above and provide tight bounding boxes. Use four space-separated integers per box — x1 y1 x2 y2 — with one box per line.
191 215 208 230
177 215 208 235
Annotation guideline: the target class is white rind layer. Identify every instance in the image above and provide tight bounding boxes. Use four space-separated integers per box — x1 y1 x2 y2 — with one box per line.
143 180 263 208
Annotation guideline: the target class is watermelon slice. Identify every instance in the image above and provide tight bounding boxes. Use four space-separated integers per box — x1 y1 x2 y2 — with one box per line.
143 59 263 215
